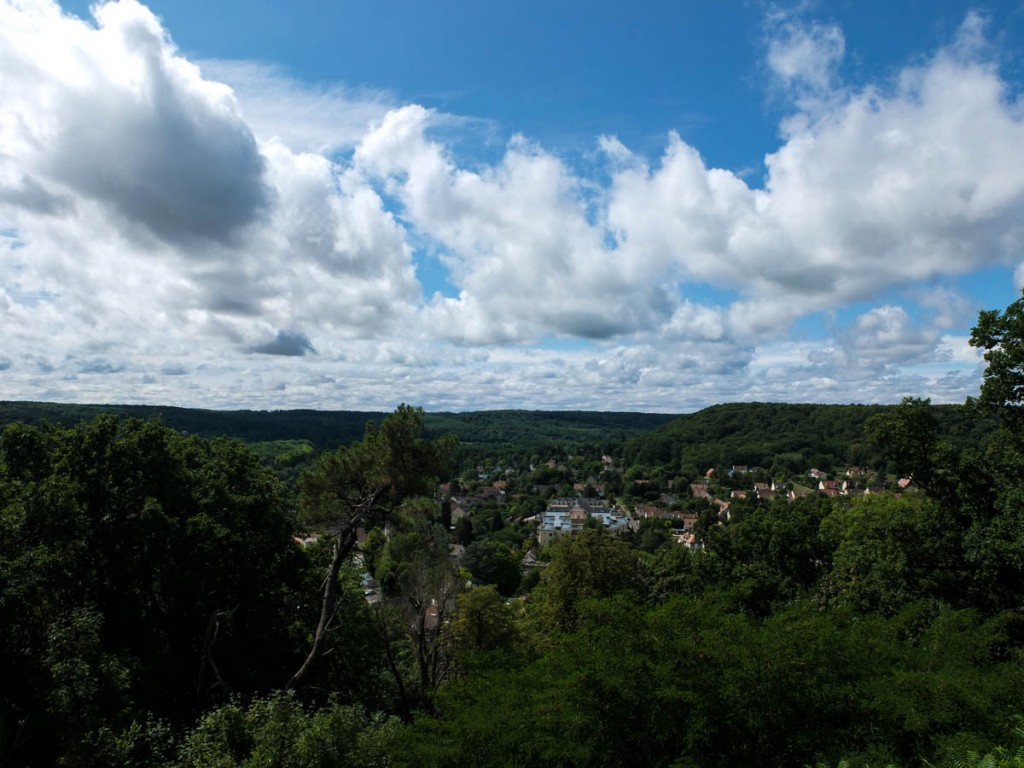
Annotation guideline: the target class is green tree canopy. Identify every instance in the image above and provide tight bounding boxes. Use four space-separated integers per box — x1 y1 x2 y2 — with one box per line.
0 417 310 765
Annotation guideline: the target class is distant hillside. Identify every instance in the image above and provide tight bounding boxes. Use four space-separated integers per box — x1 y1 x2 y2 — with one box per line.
623 401 995 476
422 410 677 451
5 401 990 471
0 401 676 452
0 402 387 449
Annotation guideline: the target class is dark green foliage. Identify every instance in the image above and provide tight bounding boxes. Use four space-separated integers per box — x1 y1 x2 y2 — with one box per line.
0 402 673 455
0 402 387 450
375 532 425 597
398 594 1024 768
425 410 675 463
933 717 1024 767
246 439 317 493
626 402 886 471
462 539 521 596
695 494 833 614
971 290 1024 428
634 517 672 552
625 401 993 481
289 406 457 694
447 586 519 661
819 494 968 614
452 515 473 545
866 397 1023 613
867 397 949 494
0 417 314 766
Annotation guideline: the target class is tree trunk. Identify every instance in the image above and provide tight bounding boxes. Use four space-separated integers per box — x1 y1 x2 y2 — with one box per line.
287 527 358 690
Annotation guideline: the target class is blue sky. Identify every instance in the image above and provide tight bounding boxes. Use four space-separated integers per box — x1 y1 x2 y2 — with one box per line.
55 1 1023 166
2 0 1024 411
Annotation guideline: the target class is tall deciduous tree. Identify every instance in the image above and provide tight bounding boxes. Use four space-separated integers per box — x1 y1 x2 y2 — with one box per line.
446 585 519 677
966 292 1024 608
288 405 455 690
533 528 645 633
971 290 1024 429
462 539 521 596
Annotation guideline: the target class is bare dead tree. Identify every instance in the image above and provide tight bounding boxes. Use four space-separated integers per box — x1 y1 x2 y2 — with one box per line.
196 605 239 707
402 554 464 701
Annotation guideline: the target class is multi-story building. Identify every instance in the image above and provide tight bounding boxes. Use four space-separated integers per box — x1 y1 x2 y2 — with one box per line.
537 497 630 546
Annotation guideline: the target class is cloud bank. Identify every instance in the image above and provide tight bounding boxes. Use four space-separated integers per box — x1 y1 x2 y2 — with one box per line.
0 1 1017 411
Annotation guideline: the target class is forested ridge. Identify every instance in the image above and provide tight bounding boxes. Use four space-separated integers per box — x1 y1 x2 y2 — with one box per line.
0 403 674 451
0 400 990 470
4 296 1024 767
0 402 387 450
624 401 996 477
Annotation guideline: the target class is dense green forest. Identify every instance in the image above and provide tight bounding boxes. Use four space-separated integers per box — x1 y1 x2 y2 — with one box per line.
0 402 674 452
3 294 1024 767
0 402 386 450
624 401 997 478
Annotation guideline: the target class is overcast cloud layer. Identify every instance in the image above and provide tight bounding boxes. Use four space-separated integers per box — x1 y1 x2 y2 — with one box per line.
1 0 1021 412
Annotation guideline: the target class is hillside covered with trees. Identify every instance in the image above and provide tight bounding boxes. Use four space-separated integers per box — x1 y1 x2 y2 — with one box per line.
0 402 675 452
623 401 997 479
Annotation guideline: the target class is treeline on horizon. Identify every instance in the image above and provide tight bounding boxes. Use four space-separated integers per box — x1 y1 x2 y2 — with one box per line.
3 289 1024 768
0 398 989 466
0 401 676 450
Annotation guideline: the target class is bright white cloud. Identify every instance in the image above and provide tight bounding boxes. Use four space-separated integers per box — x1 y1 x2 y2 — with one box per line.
355 107 674 344
593 12 1024 348
0 0 420 377
842 305 942 367
1 0 269 246
937 334 983 366
767 19 846 93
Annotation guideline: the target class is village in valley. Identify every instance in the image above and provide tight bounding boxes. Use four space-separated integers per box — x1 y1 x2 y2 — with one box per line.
435 451 915 574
